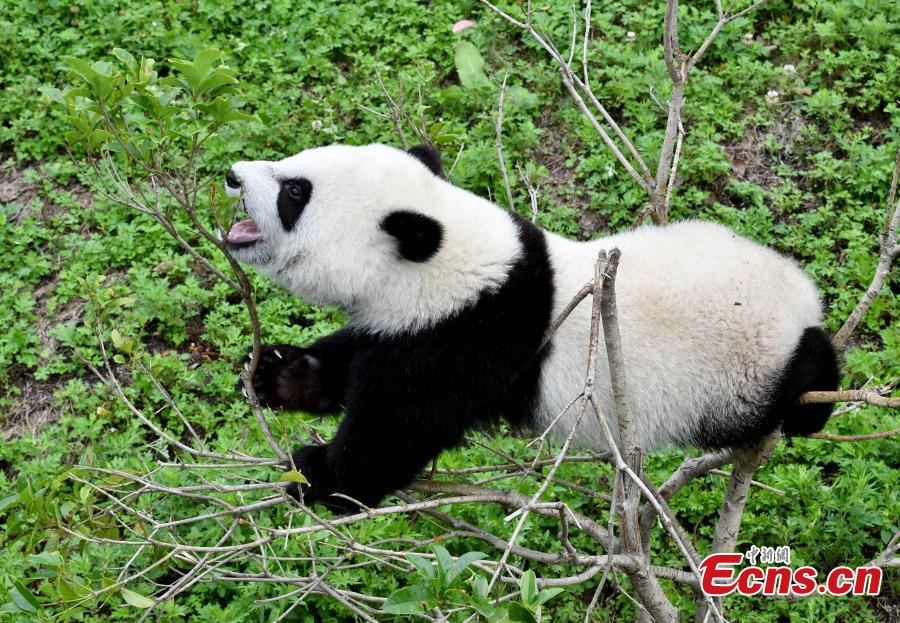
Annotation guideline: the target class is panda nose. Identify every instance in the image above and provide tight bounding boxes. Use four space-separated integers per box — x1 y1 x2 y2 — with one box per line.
225 168 241 189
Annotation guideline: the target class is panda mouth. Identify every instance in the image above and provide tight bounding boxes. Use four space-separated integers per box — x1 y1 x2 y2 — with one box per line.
226 219 263 247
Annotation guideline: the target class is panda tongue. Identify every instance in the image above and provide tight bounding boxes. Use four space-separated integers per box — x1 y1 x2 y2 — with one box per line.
227 219 262 244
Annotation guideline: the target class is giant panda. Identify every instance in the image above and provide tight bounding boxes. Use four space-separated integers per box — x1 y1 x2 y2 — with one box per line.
224 143 839 511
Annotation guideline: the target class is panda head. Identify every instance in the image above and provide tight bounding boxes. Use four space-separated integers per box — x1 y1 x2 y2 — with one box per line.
224 143 522 333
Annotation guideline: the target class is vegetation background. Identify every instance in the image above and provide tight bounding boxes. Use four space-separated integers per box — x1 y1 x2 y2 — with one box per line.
0 0 897 620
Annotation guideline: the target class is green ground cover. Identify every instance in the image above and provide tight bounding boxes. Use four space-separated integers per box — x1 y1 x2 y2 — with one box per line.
0 0 897 620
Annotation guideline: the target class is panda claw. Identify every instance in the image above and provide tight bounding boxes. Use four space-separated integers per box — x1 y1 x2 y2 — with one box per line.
303 354 321 371
274 348 283 359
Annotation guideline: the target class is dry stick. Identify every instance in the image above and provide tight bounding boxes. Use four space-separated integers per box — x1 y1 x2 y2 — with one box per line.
798 384 900 441
599 249 637 483
495 71 515 211
90 137 285 462
663 119 686 214
558 69 653 194
708 469 785 495
577 250 683 622
481 0 653 194
436 454 604 476
79 487 615 554
685 0 774 76
638 449 734 550
584 393 685 623
697 430 780 621
599 251 643 558
482 396 604 592
580 0 653 183
606 435 726 621
833 149 900 349
86 348 272 464
866 530 900 569
320 583 382 623
138 520 244 623
662 451 735 501
484 0 770 227
566 0 578 67
811 427 900 442
593 255 639 542
799 389 900 408
541 281 594 351
516 162 541 223
654 0 686 225
375 69 408 149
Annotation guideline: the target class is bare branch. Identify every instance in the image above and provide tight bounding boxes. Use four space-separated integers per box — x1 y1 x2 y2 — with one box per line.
375 70 409 149
495 71 515 211
699 430 780 619
798 388 900 408
810 427 900 442
833 150 900 349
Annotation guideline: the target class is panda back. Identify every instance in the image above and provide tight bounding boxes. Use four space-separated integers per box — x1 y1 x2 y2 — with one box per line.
537 220 829 451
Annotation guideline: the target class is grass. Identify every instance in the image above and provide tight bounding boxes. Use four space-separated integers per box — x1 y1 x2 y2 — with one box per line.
0 0 898 620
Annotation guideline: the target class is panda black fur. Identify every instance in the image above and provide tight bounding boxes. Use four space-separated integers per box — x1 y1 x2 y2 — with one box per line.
224 143 839 511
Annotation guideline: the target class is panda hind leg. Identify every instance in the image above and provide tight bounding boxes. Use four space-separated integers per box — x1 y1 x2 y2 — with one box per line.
771 326 841 437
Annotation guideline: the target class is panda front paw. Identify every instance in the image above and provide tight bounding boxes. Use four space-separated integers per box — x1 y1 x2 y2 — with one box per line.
239 344 334 411
285 445 356 513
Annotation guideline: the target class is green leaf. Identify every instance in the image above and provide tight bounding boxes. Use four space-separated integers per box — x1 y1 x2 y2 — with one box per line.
198 68 238 94
0 603 24 614
507 602 537 623
448 551 487 586
537 587 564 605
61 56 117 101
280 470 309 485
212 191 240 229
519 569 537 605
9 578 40 614
506 85 538 110
406 554 436 579
40 87 66 106
110 297 136 309
112 48 137 72
454 41 490 88
383 584 433 615
0 493 20 513
120 587 154 609
88 128 112 151
28 552 63 568
197 96 255 125
56 576 86 601
169 49 223 94
432 545 453 585
487 608 511 623
475 575 489 599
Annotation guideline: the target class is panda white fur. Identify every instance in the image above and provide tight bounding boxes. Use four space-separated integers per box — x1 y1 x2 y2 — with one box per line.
224 143 839 510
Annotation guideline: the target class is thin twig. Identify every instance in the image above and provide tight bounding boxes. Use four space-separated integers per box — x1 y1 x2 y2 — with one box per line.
495 71 515 211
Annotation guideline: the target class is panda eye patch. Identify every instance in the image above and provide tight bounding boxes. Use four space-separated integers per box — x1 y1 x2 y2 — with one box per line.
287 182 304 199
277 178 313 231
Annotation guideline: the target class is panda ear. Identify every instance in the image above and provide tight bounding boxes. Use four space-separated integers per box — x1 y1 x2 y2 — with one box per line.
407 144 443 177
381 210 444 262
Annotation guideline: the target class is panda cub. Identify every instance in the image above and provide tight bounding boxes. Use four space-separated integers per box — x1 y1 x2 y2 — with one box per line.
224 143 839 511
